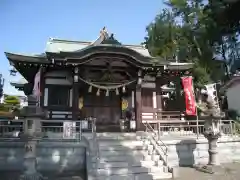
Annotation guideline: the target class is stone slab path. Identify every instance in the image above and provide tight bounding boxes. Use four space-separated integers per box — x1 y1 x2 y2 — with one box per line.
162 162 240 180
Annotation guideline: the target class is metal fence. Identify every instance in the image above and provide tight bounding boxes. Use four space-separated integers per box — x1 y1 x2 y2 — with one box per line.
147 119 236 138
0 118 237 139
0 118 96 140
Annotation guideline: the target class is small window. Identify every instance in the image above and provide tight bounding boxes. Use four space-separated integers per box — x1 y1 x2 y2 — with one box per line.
48 86 70 106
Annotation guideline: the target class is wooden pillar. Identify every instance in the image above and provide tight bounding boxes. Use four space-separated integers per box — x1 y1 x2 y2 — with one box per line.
156 77 162 111
72 67 79 120
135 84 142 131
175 76 183 111
155 77 163 128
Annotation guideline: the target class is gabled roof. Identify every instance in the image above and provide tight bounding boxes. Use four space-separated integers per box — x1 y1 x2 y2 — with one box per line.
45 27 151 57
5 27 194 82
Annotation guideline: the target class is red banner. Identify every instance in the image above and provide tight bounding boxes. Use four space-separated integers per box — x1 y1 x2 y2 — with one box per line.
181 76 196 116
33 68 41 106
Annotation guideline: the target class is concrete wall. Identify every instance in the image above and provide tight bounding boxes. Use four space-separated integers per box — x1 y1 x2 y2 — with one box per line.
0 140 86 171
160 136 240 167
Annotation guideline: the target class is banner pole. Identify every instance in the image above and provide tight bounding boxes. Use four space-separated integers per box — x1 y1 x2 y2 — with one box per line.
196 106 199 139
192 79 199 139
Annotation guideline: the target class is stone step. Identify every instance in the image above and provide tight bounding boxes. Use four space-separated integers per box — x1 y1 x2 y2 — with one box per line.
92 160 162 169
99 145 148 151
151 154 161 161
94 172 172 180
97 134 141 141
98 140 144 147
92 154 147 162
97 132 140 137
92 154 160 163
96 166 163 176
99 150 149 157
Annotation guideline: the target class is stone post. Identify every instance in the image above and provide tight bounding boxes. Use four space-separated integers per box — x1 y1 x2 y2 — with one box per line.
19 95 46 180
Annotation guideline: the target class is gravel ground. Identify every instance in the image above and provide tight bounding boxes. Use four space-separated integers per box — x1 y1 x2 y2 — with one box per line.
168 162 240 180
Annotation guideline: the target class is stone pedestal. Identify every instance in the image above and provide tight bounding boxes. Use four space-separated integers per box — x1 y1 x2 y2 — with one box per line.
203 119 221 166
206 134 220 166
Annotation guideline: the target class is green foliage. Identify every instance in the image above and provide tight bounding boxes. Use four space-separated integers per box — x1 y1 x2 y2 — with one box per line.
207 0 240 35
143 0 239 86
193 64 211 88
4 95 20 108
227 109 240 121
0 103 9 112
234 122 240 135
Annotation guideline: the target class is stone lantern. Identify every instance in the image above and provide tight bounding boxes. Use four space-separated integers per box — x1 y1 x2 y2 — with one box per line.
18 95 46 180
198 91 223 166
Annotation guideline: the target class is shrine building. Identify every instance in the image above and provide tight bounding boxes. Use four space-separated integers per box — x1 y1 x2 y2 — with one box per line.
5 28 193 132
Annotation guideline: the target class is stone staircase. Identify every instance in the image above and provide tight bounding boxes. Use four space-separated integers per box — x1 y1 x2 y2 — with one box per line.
90 133 172 180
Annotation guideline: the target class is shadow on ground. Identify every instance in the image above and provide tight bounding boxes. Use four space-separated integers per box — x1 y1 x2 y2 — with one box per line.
0 170 85 180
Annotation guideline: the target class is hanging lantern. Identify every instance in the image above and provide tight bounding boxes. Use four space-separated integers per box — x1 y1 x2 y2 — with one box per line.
88 86 92 93
96 89 100 96
137 77 142 85
10 67 17 76
138 69 142 77
106 89 109 96
122 86 126 93
74 75 78 82
74 67 79 74
115 88 119 95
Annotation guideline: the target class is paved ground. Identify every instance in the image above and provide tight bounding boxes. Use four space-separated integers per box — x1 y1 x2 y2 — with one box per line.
166 162 240 180
0 170 85 180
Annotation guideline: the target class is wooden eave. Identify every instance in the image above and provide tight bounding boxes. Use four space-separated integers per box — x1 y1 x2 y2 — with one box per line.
10 82 25 87
165 62 194 70
5 52 49 64
49 45 154 65
5 52 50 82
48 45 193 70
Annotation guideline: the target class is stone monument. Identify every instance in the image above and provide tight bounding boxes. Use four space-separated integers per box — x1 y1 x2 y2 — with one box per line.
19 95 46 180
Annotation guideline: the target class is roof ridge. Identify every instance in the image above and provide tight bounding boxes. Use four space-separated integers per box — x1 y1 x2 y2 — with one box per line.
124 44 146 49
48 38 92 45
48 38 145 48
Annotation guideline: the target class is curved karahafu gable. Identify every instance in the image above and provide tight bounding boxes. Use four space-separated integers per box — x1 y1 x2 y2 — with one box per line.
4 27 193 83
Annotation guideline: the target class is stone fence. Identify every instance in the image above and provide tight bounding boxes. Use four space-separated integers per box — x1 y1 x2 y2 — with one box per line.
160 136 240 167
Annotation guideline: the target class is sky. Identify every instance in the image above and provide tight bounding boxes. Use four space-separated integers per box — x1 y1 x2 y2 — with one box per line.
0 0 165 96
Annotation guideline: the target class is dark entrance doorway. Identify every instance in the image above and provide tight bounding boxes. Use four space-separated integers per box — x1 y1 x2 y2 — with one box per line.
83 91 121 132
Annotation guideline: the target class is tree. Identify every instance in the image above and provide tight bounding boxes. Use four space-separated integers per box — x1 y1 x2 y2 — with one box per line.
4 95 20 110
207 0 240 35
143 0 238 87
